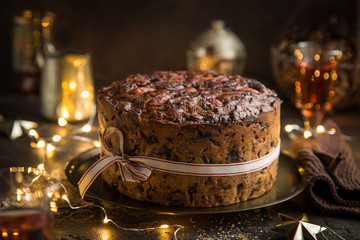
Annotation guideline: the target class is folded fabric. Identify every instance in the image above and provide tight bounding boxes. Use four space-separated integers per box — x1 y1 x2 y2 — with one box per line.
291 120 360 217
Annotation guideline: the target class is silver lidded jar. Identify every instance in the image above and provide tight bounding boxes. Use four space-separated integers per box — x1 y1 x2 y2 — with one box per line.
186 20 247 75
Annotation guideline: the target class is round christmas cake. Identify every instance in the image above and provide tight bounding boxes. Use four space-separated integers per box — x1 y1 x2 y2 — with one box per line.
97 70 281 207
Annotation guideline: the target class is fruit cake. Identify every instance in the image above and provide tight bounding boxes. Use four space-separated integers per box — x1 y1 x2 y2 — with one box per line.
97 70 281 207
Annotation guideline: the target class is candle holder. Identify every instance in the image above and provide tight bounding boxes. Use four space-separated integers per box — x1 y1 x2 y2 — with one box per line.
40 51 95 122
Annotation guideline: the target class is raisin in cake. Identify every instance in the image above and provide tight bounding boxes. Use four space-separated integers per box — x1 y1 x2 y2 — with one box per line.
97 71 281 207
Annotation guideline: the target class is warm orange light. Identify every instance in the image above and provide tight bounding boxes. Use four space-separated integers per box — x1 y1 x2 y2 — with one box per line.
304 130 312 139
81 124 92 133
285 125 294 133
29 129 39 139
62 111 70 118
37 140 46 148
337 51 342 59
159 224 169 229
314 54 320 61
323 72 329 80
46 144 56 152
69 81 77 90
52 135 61 142
316 125 325 134
300 67 306 75
93 141 101 148
58 117 67 127
23 10 32 18
305 103 313 109
81 90 90 98
331 71 338 81
314 70 320 77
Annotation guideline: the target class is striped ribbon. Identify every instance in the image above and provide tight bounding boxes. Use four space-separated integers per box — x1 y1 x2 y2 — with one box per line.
78 127 280 198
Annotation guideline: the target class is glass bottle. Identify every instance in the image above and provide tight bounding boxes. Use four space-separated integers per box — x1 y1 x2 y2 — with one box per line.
12 10 41 94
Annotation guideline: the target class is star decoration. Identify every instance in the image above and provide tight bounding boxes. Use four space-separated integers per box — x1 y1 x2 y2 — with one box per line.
0 115 37 140
271 213 326 240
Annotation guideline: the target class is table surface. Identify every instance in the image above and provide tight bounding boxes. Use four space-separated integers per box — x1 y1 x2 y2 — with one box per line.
1 93 360 240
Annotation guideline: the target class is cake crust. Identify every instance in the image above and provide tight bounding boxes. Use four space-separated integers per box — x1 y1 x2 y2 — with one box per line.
98 71 281 207
98 71 280 125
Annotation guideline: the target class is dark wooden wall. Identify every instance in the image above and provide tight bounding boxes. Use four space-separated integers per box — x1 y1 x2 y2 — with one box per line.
0 0 355 92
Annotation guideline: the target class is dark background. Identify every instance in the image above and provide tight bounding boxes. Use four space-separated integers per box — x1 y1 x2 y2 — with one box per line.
0 0 356 93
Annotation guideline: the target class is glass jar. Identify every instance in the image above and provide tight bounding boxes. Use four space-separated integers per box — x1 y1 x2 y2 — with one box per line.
186 20 247 75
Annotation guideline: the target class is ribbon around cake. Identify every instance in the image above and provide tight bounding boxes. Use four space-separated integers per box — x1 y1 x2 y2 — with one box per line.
78 127 281 198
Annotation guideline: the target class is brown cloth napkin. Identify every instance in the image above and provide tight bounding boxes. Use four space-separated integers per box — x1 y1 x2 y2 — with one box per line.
292 120 360 217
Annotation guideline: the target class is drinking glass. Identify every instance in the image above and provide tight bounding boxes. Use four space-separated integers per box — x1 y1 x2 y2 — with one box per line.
292 41 342 136
0 167 53 240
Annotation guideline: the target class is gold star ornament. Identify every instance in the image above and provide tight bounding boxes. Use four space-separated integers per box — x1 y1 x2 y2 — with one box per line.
271 213 326 240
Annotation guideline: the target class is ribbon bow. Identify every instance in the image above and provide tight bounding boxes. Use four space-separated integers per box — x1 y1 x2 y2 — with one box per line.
78 127 153 198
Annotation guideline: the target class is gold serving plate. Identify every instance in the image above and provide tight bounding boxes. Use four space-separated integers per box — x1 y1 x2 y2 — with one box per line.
65 148 304 215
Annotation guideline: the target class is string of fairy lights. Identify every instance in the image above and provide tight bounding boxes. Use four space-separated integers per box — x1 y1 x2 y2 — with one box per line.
22 104 184 239
284 123 336 139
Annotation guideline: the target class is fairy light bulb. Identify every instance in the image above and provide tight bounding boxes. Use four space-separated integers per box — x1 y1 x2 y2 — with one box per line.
62 111 70 119
37 140 46 148
328 128 336 135
316 125 325 134
314 54 320 61
103 217 110 224
81 90 90 98
17 189 22 201
25 193 31 201
159 224 170 229
285 125 294 133
69 81 77 90
37 163 45 170
29 129 39 139
303 130 312 139
52 135 62 142
50 201 58 212
93 141 101 148
58 117 68 126
62 194 68 201
298 166 305 175
82 124 92 132
46 144 56 152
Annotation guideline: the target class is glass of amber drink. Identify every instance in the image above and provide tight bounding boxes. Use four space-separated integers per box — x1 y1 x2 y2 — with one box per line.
292 41 342 136
0 167 53 240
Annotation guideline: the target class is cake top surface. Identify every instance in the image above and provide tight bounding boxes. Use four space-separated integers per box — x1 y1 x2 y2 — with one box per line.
98 71 280 124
